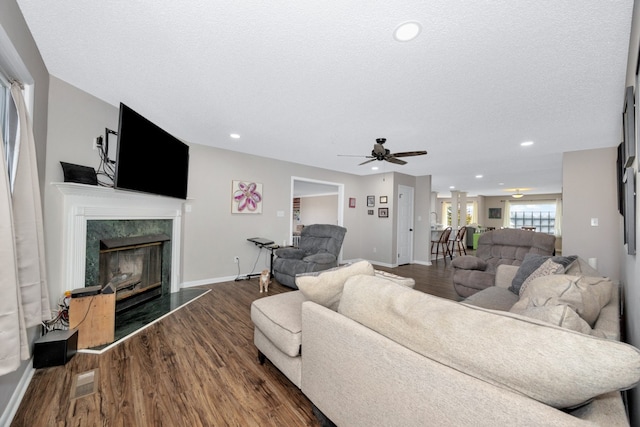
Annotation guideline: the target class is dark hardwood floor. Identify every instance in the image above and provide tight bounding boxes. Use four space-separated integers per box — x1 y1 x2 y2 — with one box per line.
11 260 460 427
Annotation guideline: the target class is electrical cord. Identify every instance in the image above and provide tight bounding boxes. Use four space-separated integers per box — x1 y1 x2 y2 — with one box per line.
41 293 71 333
96 132 116 187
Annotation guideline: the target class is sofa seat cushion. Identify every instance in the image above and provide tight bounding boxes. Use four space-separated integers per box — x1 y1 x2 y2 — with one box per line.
338 279 640 409
295 260 375 310
251 290 306 357
462 286 519 311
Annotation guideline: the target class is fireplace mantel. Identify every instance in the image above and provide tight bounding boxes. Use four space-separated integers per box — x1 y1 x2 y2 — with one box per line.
53 182 184 294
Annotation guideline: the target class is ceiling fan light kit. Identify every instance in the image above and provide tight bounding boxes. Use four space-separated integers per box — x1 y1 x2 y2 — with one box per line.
512 189 524 199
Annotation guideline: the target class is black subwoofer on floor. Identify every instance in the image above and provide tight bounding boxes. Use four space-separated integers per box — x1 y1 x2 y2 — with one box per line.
33 328 78 369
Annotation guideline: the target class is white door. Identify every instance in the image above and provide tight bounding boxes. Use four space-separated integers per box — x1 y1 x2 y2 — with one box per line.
397 185 414 265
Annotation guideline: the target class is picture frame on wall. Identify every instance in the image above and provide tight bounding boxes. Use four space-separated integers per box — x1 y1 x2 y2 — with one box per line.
488 208 502 219
380 196 388 204
624 167 636 255
378 207 388 218
368 209 374 215
623 86 636 167
367 195 375 207
231 180 263 214
349 197 356 208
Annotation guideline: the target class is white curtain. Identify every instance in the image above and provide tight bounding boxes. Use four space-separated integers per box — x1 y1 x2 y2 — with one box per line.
0 82 50 375
555 197 563 236
502 200 512 228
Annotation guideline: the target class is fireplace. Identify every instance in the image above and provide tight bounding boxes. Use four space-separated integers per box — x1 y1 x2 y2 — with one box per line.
52 183 184 306
99 234 170 312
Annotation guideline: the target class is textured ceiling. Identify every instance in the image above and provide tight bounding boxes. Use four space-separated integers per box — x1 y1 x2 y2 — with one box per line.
16 0 634 196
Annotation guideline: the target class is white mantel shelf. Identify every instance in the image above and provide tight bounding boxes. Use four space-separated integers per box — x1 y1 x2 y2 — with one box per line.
53 182 184 293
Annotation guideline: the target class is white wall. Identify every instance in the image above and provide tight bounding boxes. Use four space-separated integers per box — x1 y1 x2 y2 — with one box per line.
299 195 338 226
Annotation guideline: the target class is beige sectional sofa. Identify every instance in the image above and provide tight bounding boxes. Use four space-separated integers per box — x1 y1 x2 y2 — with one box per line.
252 260 640 426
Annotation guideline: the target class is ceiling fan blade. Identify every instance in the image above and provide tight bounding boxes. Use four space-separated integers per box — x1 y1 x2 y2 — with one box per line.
359 158 378 166
391 150 427 158
386 156 407 165
338 154 370 158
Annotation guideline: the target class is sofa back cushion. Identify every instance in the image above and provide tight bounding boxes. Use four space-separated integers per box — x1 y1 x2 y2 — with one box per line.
299 224 347 257
296 260 374 310
476 229 556 272
511 274 613 328
338 279 640 409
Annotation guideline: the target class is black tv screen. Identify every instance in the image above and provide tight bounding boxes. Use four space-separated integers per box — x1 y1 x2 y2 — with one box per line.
114 103 189 199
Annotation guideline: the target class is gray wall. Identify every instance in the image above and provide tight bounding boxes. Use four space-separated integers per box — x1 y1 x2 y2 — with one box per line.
562 148 620 281
0 1 49 423
42 78 436 289
622 1 640 424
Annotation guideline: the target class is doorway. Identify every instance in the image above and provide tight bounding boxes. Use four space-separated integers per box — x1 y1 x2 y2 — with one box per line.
397 185 414 265
290 177 344 246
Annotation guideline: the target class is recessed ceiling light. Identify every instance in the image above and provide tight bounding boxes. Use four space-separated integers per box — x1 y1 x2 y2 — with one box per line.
475 174 483 179
371 166 379 170
393 21 422 42
449 186 455 189
521 141 534 146
230 133 240 139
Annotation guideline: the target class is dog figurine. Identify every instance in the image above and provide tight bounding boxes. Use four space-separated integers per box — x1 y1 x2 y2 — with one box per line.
259 269 271 293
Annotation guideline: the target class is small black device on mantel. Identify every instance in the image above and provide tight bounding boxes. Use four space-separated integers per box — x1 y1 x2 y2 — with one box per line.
114 103 190 199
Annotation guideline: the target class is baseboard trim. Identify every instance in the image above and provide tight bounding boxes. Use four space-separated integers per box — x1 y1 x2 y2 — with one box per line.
0 359 35 427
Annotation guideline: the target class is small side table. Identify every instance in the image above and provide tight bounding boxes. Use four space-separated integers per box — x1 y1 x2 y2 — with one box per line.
69 292 115 349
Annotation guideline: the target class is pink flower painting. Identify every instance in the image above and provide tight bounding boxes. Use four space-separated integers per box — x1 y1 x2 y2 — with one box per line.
232 181 263 214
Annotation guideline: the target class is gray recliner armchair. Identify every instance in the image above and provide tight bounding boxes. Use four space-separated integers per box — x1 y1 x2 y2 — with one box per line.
273 224 347 289
451 228 556 298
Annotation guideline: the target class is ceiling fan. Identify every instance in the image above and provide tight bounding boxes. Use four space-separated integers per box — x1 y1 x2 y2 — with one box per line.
340 138 427 166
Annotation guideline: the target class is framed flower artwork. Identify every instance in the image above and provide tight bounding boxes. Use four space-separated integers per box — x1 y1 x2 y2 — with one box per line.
232 181 263 214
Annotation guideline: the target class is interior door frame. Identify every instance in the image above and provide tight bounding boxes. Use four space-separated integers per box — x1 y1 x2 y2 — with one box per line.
290 176 344 246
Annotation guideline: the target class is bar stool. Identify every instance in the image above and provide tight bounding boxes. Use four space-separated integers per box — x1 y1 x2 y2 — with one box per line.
449 226 468 257
430 227 452 262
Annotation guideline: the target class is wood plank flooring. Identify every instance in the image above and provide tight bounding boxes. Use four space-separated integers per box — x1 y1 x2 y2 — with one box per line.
11 261 460 427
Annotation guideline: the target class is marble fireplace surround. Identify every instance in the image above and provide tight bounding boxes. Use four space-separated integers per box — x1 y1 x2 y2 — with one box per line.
54 183 184 295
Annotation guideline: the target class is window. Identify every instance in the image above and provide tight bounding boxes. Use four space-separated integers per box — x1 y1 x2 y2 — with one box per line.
442 202 477 226
507 201 557 235
0 74 18 192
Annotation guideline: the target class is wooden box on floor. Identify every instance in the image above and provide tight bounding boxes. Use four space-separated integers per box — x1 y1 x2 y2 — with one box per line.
69 292 115 349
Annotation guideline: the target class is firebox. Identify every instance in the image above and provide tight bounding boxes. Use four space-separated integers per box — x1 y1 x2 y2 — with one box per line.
99 234 170 312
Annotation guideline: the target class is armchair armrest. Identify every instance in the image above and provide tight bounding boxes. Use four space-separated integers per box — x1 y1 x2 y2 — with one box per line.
275 247 306 259
303 252 336 265
451 255 488 271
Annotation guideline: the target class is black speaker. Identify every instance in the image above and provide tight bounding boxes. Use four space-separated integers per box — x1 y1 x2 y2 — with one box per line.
33 329 78 369
60 161 98 185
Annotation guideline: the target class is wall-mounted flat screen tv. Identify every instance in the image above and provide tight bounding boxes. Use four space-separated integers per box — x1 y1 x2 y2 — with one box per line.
114 103 189 199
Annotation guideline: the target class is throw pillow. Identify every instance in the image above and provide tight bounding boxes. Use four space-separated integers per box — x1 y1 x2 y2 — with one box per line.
510 304 593 335
509 253 577 295
295 260 375 310
564 257 601 277
511 274 613 327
